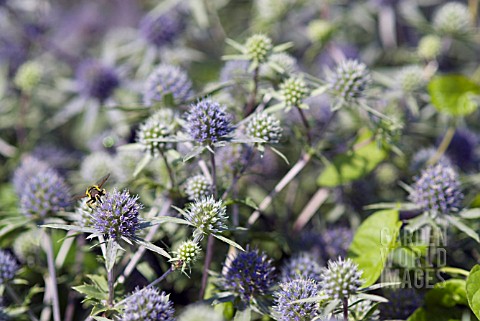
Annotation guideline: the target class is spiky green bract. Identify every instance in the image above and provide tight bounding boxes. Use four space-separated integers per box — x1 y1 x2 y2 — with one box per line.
171 240 201 270
137 110 177 157
321 257 364 300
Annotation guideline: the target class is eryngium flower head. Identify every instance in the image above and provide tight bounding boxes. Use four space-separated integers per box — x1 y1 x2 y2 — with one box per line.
409 163 463 217
410 148 451 173
184 175 213 201
12 155 50 195
220 60 249 83
321 257 364 300
222 248 275 302
79 152 116 184
143 64 193 106
279 76 309 109
245 34 273 65
280 252 322 282
433 2 471 37
273 278 320 321
320 227 353 261
380 288 422 320
398 66 426 93
178 304 224 321
122 288 175 321
183 196 228 240
75 199 94 228
445 129 478 171
185 98 234 145
0 250 19 285
246 112 282 144
20 169 71 219
173 240 201 267
76 59 119 102
14 61 42 93
261 53 299 78
328 59 370 103
137 113 176 157
13 230 44 266
417 35 442 60
92 189 142 240
139 9 186 47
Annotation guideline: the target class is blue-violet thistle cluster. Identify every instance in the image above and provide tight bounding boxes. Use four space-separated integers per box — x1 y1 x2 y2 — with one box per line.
143 64 193 106
75 59 119 102
183 196 228 241
122 288 175 321
280 252 322 282
273 278 320 321
0 250 19 285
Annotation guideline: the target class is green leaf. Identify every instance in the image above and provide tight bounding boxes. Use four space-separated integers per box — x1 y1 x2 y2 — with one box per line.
72 284 107 301
348 209 402 287
105 239 121 272
446 216 480 243
133 237 172 259
183 146 206 162
233 308 251 321
317 130 387 187
425 279 467 308
40 223 97 234
133 154 152 178
428 75 480 116
467 265 480 319
92 317 113 321
460 208 480 219
149 216 192 226
213 234 245 251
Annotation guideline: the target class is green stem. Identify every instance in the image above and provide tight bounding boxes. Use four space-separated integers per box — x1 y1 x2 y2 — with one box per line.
43 230 61 321
427 126 455 166
296 106 312 146
343 297 349 321
245 67 260 116
6 284 39 321
160 151 175 189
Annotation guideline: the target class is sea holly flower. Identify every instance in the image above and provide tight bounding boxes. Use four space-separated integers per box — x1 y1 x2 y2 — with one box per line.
408 162 463 218
122 288 175 321
320 227 353 261
183 174 213 201
143 64 193 106
246 112 282 144
417 35 442 60
185 98 234 146
182 196 228 242
433 2 472 38
137 112 177 157
12 155 50 195
221 248 275 304
0 250 19 285
139 7 186 48
327 59 371 107
280 252 322 282
75 59 119 103
321 257 364 301
278 76 310 110
170 240 201 271
273 278 321 321
397 66 427 93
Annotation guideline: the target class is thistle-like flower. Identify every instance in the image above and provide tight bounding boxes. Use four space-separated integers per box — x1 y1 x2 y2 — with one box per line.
273 278 320 321
327 59 370 104
321 257 364 301
445 129 478 171
178 304 224 321
14 61 42 93
76 59 119 102
280 252 322 282
183 196 228 241
417 35 442 60
137 112 177 157
185 98 234 145
409 162 463 217
20 169 71 219
246 112 282 144
245 34 273 65
410 148 451 173
143 64 193 106
433 2 471 37
320 227 353 261
184 175 213 201
122 288 175 321
171 240 201 270
79 152 116 184
91 189 143 240
0 250 19 285
220 60 250 83
279 76 309 110
261 52 299 78
398 66 426 93
12 155 50 195
222 248 275 303
139 8 186 48
13 230 44 266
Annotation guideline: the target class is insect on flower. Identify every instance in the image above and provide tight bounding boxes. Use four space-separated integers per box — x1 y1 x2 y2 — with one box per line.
73 173 110 206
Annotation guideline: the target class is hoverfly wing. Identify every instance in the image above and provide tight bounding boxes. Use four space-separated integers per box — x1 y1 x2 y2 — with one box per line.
96 173 111 189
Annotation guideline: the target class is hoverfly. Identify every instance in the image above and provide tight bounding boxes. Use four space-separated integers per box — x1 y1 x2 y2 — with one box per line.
73 173 110 206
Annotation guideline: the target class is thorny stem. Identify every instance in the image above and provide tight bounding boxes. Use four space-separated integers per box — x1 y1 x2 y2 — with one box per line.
160 151 176 189
245 67 260 116
427 126 456 166
199 149 218 299
6 284 40 321
343 297 349 321
296 106 312 146
43 230 61 321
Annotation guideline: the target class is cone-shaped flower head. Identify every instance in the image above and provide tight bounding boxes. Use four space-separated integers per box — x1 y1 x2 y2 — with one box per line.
137 110 177 157
222 248 275 303
184 174 213 201
398 66 426 93
143 64 193 106
409 162 463 217
417 35 442 60
245 34 273 65
321 257 364 300
433 2 471 37
139 8 186 47
320 227 353 261
172 240 201 268
76 59 119 102
328 59 370 103
20 168 71 219
185 98 234 145
122 288 175 321
279 76 309 109
273 278 320 321
178 304 224 321
183 196 228 240
12 155 50 195
91 189 142 240
280 252 322 282
0 250 18 285
246 112 282 144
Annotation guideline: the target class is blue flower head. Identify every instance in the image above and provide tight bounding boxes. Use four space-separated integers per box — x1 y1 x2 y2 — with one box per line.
273 278 320 321
222 248 275 303
139 8 186 47
122 287 175 321
76 59 119 102
0 250 19 285
143 64 193 106
12 155 50 195
91 189 143 240
280 252 322 282
185 98 234 145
